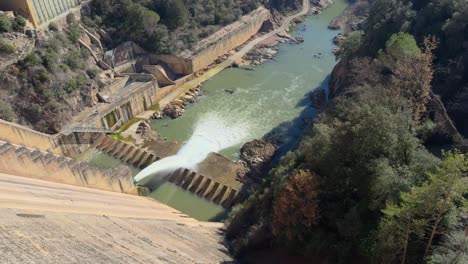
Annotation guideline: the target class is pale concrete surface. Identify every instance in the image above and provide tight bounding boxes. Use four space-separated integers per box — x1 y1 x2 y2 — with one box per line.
0 173 232 263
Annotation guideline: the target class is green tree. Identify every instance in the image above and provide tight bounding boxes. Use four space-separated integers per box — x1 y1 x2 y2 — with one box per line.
373 152 468 264
338 30 363 59
162 0 190 29
378 32 422 69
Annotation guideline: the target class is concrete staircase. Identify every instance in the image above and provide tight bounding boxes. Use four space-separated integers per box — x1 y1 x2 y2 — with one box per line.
0 172 232 263
93 135 161 169
167 168 242 208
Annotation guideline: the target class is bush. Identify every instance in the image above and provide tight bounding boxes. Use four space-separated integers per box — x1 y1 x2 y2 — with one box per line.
66 13 76 24
23 54 41 66
0 43 15 54
66 50 85 69
34 71 49 83
0 15 12 32
0 100 15 122
86 68 99 79
65 79 77 93
12 16 26 32
48 22 59 31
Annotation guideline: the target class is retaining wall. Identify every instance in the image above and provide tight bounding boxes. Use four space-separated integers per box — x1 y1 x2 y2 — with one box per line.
149 54 193 75
99 76 129 96
190 7 270 73
0 139 136 194
0 119 62 154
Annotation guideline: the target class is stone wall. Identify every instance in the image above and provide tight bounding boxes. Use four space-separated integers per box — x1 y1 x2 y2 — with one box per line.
0 139 137 194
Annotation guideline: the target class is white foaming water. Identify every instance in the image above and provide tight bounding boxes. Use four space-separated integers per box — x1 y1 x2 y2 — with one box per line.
134 113 250 184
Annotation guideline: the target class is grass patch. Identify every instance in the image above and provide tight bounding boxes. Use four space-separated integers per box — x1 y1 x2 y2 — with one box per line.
116 117 143 133
109 133 135 143
149 103 160 111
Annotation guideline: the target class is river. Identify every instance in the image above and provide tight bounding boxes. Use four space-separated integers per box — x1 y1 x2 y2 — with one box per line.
80 0 347 221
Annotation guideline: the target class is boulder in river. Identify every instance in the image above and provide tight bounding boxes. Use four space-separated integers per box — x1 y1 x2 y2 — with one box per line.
236 138 278 182
163 103 185 119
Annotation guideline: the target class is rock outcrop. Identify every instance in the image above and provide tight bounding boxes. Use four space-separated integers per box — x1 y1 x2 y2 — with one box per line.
236 138 278 182
136 120 156 139
163 86 202 119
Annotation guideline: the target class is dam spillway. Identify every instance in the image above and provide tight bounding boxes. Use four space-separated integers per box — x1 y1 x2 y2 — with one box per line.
151 0 348 160
84 0 348 220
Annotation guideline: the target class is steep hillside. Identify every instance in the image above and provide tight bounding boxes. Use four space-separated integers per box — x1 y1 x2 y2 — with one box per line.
0 14 102 133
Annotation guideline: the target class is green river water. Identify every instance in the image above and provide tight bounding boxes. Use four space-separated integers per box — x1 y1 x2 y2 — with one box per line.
80 1 347 221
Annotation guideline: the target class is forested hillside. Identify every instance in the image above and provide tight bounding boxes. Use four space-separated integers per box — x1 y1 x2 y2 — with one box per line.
85 0 265 54
361 0 468 137
226 0 468 263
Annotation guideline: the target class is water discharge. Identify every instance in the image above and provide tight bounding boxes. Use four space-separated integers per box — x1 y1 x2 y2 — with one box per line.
134 112 250 183
81 0 348 221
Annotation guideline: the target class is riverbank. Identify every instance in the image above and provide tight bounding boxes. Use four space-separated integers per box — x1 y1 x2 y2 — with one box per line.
80 0 348 221
118 0 313 142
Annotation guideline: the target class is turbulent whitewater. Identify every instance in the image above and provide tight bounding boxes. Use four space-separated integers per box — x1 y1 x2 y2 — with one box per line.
134 112 250 184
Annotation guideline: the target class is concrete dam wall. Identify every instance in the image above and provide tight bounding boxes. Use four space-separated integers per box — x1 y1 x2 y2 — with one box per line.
0 139 136 194
0 173 232 263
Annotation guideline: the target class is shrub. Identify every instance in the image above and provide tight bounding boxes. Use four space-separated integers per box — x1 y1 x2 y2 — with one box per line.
66 13 76 24
67 23 81 43
48 22 59 31
86 68 99 79
0 43 15 54
66 50 85 69
0 15 12 32
12 16 26 32
23 53 41 66
34 71 49 83
0 100 15 122
65 79 77 93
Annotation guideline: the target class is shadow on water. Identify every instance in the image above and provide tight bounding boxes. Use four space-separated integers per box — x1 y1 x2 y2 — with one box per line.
232 75 331 209
269 74 330 161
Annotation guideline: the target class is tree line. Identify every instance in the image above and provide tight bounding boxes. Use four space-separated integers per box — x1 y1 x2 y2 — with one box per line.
226 1 468 263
